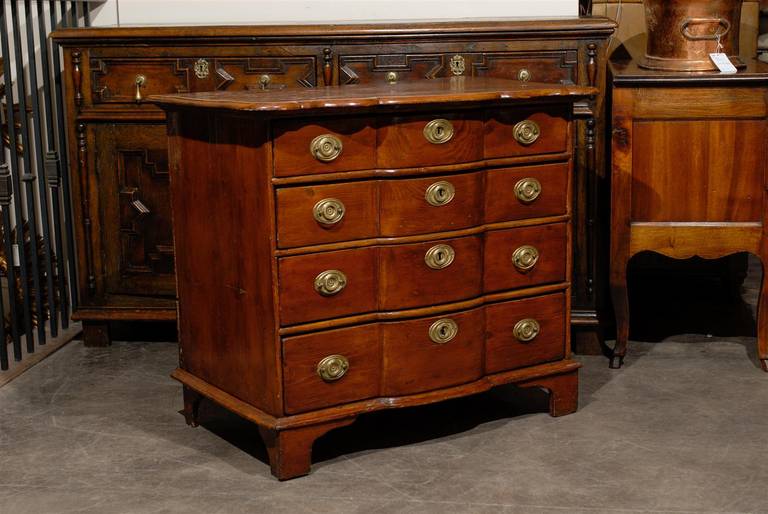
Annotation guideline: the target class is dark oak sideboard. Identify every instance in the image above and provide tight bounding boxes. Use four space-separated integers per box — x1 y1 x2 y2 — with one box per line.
51 19 615 347
155 77 595 479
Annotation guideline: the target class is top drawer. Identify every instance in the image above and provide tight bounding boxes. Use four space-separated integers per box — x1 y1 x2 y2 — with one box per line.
89 56 318 106
338 51 576 86
273 106 570 177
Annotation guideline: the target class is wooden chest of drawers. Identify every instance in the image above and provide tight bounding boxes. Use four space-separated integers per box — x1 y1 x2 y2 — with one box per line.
155 77 595 479
51 19 615 349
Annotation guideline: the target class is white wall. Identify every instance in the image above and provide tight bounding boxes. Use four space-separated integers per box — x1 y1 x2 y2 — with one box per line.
91 0 578 26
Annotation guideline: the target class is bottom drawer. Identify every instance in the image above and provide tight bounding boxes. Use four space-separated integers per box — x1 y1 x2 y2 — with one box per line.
282 292 566 414
485 292 566 374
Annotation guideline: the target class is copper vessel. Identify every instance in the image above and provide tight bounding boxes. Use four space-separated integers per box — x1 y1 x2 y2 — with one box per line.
640 0 744 71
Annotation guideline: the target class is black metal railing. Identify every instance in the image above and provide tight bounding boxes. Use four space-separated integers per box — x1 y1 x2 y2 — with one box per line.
0 1 90 370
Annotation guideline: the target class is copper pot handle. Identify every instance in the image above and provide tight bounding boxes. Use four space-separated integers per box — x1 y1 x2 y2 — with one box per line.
681 17 731 41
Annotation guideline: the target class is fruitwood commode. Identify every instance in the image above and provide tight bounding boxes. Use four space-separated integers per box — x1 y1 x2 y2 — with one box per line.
609 56 768 371
154 77 595 479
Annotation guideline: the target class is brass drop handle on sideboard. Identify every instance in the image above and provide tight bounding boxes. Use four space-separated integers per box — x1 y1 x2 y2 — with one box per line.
429 318 458 344
424 244 455 270
517 68 532 82
512 245 539 272
310 134 343 162
514 177 542 204
317 354 349 382
513 318 540 342
513 119 540 145
314 269 347 296
134 74 146 103
313 198 345 226
425 180 455 207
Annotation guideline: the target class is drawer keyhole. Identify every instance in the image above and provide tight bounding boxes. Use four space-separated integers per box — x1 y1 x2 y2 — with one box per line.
425 181 456 206
424 244 456 270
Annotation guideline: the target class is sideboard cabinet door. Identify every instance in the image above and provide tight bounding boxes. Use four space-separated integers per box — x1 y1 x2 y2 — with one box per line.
94 123 176 298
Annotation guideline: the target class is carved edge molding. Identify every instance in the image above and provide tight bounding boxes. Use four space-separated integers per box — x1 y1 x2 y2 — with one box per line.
72 50 83 109
76 123 95 294
323 48 333 86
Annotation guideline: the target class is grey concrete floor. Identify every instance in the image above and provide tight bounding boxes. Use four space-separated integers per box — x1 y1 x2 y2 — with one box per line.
1 262 767 513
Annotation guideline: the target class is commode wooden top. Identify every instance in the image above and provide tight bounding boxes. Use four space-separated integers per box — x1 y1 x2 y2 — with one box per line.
152 76 596 112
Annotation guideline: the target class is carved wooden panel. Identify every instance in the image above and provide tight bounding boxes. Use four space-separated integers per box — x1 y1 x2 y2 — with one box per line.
339 53 448 84
338 51 575 85
90 56 317 104
95 124 176 296
470 50 577 84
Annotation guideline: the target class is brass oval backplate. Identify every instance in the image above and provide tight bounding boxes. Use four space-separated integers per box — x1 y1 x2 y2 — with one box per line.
314 270 347 296
513 120 541 146
313 198 345 226
317 354 349 382
512 245 540 272
425 181 456 207
429 318 459 344
423 119 454 145
310 134 343 162
513 318 540 342
514 178 542 204
424 244 455 270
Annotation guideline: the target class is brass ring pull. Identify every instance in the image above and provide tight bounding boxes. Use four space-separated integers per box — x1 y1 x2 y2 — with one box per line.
314 270 347 296
424 244 455 270
134 74 146 103
681 17 731 41
425 181 455 207
513 318 540 342
429 318 458 344
514 178 542 204
517 68 532 82
317 354 349 382
423 119 454 145
513 120 540 146
310 134 343 162
313 198 345 226
512 245 539 272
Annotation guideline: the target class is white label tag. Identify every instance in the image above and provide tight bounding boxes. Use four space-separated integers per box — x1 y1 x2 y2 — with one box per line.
710 53 738 74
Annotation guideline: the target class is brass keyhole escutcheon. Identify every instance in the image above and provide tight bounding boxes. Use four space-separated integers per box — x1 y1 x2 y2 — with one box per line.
513 120 541 146
429 318 458 344
317 354 349 382
425 181 456 207
424 244 455 270
513 318 540 342
314 270 347 296
310 134 343 162
514 178 542 204
423 119 454 145
517 68 532 82
313 198 345 226
512 245 539 272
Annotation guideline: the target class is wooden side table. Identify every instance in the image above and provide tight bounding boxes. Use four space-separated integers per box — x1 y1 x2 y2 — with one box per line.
609 57 768 371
